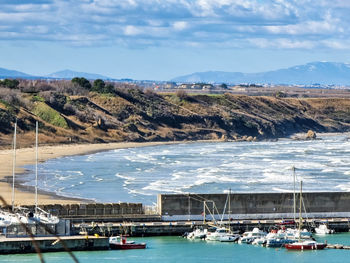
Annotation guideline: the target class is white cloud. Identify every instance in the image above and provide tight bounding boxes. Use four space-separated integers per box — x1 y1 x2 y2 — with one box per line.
124 25 141 36
173 21 188 31
0 0 349 50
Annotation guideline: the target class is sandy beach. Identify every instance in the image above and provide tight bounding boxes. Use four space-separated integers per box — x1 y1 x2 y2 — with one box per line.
0 141 176 206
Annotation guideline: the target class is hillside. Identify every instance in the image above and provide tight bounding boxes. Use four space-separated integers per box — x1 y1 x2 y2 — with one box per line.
1 80 350 149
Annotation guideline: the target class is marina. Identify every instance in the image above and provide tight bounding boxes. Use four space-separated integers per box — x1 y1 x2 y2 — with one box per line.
1 234 350 263
1 135 350 260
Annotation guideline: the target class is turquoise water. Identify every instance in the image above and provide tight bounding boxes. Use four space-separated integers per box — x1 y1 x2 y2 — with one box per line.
22 134 350 205
1 234 350 263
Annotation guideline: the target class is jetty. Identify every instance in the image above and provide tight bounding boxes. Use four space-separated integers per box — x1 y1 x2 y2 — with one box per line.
0 235 109 254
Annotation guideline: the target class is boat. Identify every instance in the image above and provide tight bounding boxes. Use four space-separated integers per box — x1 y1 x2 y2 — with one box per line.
206 227 240 242
285 240 327 250
109 236 146 250
3 121 59 226
315 224 334 235
285 181 327 250
239 227 267 244
187 227 208 239
264 229 297 247
0 211 12 227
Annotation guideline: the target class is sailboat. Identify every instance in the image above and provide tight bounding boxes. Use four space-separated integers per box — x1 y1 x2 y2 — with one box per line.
0 120 31 226
31 121 59 225
285 181 327 250
2 121 59 226
205 190 240 242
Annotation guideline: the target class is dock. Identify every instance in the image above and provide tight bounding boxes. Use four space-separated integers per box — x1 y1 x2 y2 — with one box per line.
71 217 350 236
0 235 109 254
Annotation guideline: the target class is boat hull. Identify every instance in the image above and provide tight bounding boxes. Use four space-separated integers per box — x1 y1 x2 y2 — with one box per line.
109 243 146 250
285 243 327 250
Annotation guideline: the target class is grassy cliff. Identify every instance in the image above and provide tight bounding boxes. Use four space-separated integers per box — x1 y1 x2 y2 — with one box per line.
1 83 350 149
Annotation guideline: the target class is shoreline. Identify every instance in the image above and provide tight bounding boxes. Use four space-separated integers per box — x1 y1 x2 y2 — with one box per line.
1 132 348 206
0 141 185 206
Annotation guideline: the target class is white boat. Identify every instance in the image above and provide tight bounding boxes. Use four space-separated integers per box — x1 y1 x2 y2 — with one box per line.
239 228 267 244
0 211 12 227
187 228 208 239
206 227 240 242
315 224 334 235
263 229 297 247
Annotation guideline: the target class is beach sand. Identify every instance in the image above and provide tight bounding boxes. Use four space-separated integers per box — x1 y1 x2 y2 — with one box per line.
0 141 175 206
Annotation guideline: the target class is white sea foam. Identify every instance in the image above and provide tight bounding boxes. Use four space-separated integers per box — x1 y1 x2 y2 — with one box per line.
26 134 350 204
321 168 335 173
272 187 292 192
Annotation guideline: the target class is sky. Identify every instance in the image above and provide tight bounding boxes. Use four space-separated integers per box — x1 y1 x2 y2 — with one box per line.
1 0 350 80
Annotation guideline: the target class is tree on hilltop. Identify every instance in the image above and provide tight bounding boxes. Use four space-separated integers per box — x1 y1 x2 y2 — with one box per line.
92 79 114 94
71 77 92 90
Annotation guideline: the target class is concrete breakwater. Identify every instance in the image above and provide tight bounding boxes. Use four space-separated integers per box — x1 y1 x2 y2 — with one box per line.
158 192 350 221
1 203 159 223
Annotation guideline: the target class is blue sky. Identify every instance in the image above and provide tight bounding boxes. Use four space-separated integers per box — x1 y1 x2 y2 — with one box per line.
1 0 350 80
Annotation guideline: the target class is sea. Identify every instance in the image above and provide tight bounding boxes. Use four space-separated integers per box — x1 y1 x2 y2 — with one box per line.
2 133 350 262
0 234 350 263
21 133 350 205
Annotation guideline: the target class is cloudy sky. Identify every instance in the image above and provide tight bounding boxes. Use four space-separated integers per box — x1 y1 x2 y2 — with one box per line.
1 0 350 80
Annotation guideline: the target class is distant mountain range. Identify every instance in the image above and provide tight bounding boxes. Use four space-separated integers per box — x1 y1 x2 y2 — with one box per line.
46 70 110 80
171 62 350 85
0 67 34 78
2 62 350 85
0 68 111 80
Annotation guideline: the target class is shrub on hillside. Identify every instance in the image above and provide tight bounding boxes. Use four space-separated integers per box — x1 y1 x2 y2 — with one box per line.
0 79 19 89
0 88 32 108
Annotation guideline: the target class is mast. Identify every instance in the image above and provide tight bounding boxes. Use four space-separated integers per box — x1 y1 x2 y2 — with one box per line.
203 201 206 224
298 180 303 241
11 120 17 211
228 188 231 231
35 121 38 213
292 166 296 222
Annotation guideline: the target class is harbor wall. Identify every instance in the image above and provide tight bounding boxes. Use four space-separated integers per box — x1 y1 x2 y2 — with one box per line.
1 203 144 219
158 192 350 221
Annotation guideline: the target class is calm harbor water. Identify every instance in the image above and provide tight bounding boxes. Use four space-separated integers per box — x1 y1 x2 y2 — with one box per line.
22 133 350 205
1 233 350 263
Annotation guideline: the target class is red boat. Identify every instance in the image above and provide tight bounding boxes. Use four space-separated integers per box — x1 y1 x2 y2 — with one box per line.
285 240 327 250
109 236 146 250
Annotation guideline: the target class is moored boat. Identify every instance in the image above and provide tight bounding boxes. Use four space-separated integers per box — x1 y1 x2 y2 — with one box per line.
315 224 334 235
285 181 327 250
239 228 267 244
285 240 327 250
109 236 146 250
206 227 240 242
187 228 207 239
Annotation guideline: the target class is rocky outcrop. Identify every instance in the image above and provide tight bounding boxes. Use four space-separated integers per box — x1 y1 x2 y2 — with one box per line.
306 130 317 140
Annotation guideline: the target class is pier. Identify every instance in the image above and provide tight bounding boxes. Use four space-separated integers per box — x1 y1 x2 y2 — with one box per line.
70 218 350 237
0 235 109 254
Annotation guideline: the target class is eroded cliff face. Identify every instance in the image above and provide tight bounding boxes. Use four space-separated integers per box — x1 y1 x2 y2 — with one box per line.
1 88 350 148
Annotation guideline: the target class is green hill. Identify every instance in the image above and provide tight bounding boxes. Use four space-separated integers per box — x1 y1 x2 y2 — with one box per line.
1 79 350 148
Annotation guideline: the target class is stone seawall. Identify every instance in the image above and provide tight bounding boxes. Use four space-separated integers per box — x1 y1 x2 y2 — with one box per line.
2 203 143 218
158 192 350 221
